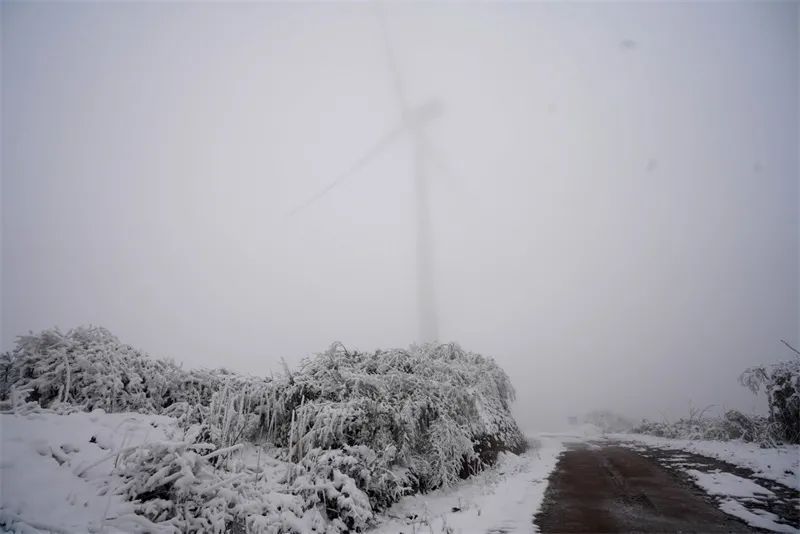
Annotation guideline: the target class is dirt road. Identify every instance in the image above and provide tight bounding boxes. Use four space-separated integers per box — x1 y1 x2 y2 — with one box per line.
535 443 756 533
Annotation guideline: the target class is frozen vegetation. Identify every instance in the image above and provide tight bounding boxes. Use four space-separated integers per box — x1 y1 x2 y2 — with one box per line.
370 437 564 534
633 347 800 447
1 327 797 533
0 326 528 533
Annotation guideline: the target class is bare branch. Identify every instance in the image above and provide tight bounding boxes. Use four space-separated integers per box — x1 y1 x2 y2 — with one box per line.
780 339 800 357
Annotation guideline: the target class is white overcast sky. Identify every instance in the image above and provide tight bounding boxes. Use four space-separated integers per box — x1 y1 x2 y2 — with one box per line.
2 1 798 429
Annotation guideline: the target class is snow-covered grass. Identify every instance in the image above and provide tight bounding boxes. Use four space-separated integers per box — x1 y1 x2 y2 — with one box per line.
1 327 535 532
611 433 800 490
0 409 177 533
0 409 343 533
0 407 564 534
1 327 532 532
369 436 564 534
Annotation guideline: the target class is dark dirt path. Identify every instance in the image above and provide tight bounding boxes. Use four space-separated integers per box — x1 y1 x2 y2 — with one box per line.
535 443 756 533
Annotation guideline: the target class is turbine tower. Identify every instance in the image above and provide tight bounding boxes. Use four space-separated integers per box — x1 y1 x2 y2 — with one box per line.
289 5 442 343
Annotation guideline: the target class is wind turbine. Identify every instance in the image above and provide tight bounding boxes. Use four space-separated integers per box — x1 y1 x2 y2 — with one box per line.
288 5 443 343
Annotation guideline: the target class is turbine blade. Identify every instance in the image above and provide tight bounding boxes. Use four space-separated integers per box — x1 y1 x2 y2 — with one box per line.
287 122 406 216
375 2 410 116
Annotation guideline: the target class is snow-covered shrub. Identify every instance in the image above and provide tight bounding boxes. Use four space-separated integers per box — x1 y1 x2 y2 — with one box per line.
290 446 378 531
1 326 528 531
718 410 777 444
634 346 799 447
633 410 775 445
114 440 324 533
206 378 276 448
261 342 526 494
0 326 223 414
740 348 800 444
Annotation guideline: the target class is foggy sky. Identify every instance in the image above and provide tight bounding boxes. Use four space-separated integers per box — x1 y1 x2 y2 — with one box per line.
2 1 798 430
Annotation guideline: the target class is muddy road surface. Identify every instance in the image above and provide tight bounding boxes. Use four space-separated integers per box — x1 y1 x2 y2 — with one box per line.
535 443 762 533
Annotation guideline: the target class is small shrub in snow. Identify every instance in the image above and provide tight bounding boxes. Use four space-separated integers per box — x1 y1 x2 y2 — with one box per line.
633 410 775 445
635 345 800 446
740 346 800 444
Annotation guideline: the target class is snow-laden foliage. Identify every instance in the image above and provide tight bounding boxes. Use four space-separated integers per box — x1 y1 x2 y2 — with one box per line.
290 446 379 531
0 326 223 413
1 326 527 532
740 351 800 444
633 410 777 446
635 347 800 446
112 438 339 533
263 342 527 492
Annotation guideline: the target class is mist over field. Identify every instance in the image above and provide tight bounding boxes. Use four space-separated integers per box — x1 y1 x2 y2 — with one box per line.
2 1 798 432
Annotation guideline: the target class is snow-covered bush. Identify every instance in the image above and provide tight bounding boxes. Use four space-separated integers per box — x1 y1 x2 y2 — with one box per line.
740 346 800 444
634 345 800 446
633 410 775 444
0 326 222 414
1 327 528 531
261 342 527 493
290 446 379 531
113 439 331 533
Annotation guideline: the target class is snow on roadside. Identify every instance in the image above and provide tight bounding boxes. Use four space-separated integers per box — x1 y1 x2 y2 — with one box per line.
686 469 774 498
0 410 178 533
611 433 800 490
718 499 799 533
686 470 799 533
369 436 564 534
1 410 566 534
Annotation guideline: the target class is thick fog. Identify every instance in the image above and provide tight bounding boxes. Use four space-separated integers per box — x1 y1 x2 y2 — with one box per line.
2 2 798 431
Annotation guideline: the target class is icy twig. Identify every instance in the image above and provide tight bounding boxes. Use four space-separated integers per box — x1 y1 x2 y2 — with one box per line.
202 443 243 461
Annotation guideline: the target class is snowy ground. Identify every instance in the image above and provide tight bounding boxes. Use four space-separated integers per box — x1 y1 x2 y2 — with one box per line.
686 469 798 532
0 409 567 534
610 433 800 490
0 409 179 533
369 436 564 534
4 411 797 534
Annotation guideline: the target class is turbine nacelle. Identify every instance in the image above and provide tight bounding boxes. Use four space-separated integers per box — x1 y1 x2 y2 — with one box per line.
408 98 444 127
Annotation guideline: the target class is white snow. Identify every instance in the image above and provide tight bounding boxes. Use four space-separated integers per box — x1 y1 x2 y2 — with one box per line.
718 499 799 533
369 436 565 534
0 409 178 533
686 469 775 498
611 433 800 490
1 410 565 534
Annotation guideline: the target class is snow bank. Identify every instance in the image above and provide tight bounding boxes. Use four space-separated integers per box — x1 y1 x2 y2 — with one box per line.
0 410 177 533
